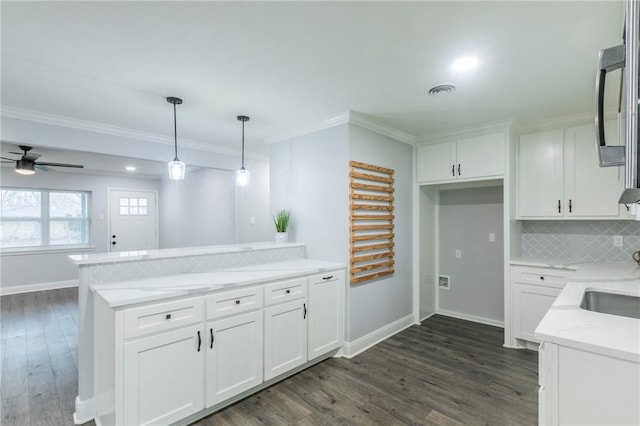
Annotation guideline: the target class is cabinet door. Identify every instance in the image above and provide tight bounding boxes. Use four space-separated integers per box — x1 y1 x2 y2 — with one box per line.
308 272 343 360
206 311 263 407
517 130 564 217
512 283 560 343
123 325 204 426
456 132 505 179
417 141 457 183
564 122 623 217
264 300 307 381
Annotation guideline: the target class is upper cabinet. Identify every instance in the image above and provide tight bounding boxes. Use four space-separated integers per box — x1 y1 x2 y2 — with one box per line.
517 122 627 219
417 132 505 184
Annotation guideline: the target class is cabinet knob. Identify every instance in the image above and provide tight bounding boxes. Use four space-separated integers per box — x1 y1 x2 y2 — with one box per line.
235 300 240 305
165 314 171 320
540 276 545 281
286 289 291 294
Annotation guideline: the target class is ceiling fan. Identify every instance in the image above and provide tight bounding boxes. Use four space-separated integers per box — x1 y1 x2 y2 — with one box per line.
1 145 84 175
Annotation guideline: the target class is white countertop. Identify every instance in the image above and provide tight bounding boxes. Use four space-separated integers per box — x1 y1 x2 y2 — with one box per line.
510 257 580 269
91 259 344 308
69 242 306 265
535 262 640 362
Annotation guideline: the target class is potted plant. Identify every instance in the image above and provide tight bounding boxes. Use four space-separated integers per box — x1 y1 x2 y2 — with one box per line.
273 210 291 243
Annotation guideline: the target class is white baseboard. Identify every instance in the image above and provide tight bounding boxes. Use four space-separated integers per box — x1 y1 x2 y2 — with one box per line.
0 279 78 296
341 313 414 359
436 309 504 328
420 312 436 323
73 396 94 425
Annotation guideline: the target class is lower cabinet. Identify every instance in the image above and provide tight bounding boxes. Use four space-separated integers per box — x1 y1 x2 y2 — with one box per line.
539 342 640 425
264 299 308 381
95 267 345 426
206 310 263 407
510 265 573 345
123 324 204 425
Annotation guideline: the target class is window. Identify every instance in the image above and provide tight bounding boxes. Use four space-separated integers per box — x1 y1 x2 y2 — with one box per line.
119 197 148 216
1 188 91 250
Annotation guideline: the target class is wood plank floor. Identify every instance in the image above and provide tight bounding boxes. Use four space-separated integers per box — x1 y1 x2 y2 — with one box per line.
1 288 538 426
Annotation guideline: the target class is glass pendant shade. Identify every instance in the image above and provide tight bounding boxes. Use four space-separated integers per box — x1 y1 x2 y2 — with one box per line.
168 159 186 180
236 166 250 186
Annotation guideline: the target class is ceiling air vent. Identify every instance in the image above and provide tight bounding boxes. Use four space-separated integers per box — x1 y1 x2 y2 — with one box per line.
427 84 456 96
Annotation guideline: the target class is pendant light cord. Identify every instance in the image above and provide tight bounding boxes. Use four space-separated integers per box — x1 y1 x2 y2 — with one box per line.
173 102 179 161
241 119 245 168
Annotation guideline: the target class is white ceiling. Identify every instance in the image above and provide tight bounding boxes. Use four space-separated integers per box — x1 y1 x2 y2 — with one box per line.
0 1 624 162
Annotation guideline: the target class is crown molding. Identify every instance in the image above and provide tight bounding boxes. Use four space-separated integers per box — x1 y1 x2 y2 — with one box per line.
1 105 266 160
514 111 610 134
416 119 514 146
265 110 416 145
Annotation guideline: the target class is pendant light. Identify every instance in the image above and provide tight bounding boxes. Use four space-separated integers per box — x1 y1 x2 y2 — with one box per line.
166 96 185 180
236 115 250 186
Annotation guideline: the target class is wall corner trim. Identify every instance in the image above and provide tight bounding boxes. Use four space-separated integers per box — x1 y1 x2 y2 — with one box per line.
341 313 414 359
265 110 416 145
0 279 79 296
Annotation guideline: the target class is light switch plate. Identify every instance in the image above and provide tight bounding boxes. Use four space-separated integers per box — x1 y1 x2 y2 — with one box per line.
489 232 496 242
455 249 462 258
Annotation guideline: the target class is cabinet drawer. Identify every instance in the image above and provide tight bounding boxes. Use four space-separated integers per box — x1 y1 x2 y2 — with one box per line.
123 297 204 339
263 278 307 306
206 286 263 320
511 266 573 289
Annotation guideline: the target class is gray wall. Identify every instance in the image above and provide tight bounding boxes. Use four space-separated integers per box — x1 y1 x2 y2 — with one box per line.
0 168 161 288
438 186 504 323
269 123 414 342
160 168 235 248
348 125 413 341
521 220 640 263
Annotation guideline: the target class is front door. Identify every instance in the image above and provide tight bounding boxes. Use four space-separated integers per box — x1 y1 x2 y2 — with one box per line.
108 189 158 252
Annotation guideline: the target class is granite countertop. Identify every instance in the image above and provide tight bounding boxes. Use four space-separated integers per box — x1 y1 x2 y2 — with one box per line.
69 242 306 266
535 262 640 362
91 259 345 308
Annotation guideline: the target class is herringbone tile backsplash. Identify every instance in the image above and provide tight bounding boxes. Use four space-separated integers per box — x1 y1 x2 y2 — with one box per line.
521 220 640 263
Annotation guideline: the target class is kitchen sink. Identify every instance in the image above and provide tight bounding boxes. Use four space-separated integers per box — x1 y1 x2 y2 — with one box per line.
580 290 640 319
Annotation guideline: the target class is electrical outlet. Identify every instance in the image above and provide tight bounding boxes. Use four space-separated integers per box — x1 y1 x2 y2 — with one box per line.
489 232 496 242
455 249 462 259
613 235 623 247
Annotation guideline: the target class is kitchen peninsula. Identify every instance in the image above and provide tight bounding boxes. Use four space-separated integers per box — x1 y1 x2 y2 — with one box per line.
68 243 345 426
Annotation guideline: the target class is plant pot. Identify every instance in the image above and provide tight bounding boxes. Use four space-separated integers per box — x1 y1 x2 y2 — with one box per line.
275 232 288 243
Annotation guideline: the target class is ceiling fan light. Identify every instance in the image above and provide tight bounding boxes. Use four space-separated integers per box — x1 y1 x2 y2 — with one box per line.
235 167 250 186
168 159 185 180
15 160 35 175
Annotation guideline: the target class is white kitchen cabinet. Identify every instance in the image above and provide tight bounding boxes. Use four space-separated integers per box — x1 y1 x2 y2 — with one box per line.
206 310 263 407
264 299 308 381
510 265 573 346
123 324 204 426
539 342 640 426
517 122 625 219
307 271 344 360
417 132 505 184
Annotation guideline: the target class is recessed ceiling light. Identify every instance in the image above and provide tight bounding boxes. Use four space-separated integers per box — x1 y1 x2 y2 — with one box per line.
452 56 479 72
125 166 136 172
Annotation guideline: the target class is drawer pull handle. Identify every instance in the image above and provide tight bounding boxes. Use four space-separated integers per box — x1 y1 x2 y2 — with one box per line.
197 330 201 352
286 289 291 294
303 303 307 319
235 300 240 305
452 164 455 177
322 275 334 280
210 328 214 349
540 276 545 281
165 314 171 320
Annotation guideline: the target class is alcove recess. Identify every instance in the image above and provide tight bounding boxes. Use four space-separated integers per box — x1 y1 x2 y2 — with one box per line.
349 161 395 285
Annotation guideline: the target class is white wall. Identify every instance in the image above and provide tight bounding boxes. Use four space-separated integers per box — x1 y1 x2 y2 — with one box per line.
235 159 273 243
0 168 161 289
438 186 504 324
419 185 437 320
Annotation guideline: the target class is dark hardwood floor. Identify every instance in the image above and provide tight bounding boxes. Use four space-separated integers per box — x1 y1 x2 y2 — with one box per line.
1 288 538 426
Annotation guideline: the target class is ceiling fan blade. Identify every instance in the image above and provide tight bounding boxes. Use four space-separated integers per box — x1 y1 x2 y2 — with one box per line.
8 151 24 156
23 152 41 162
35 164 53 172
1 156 17 161
1 161 15 164
36 162 84 169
